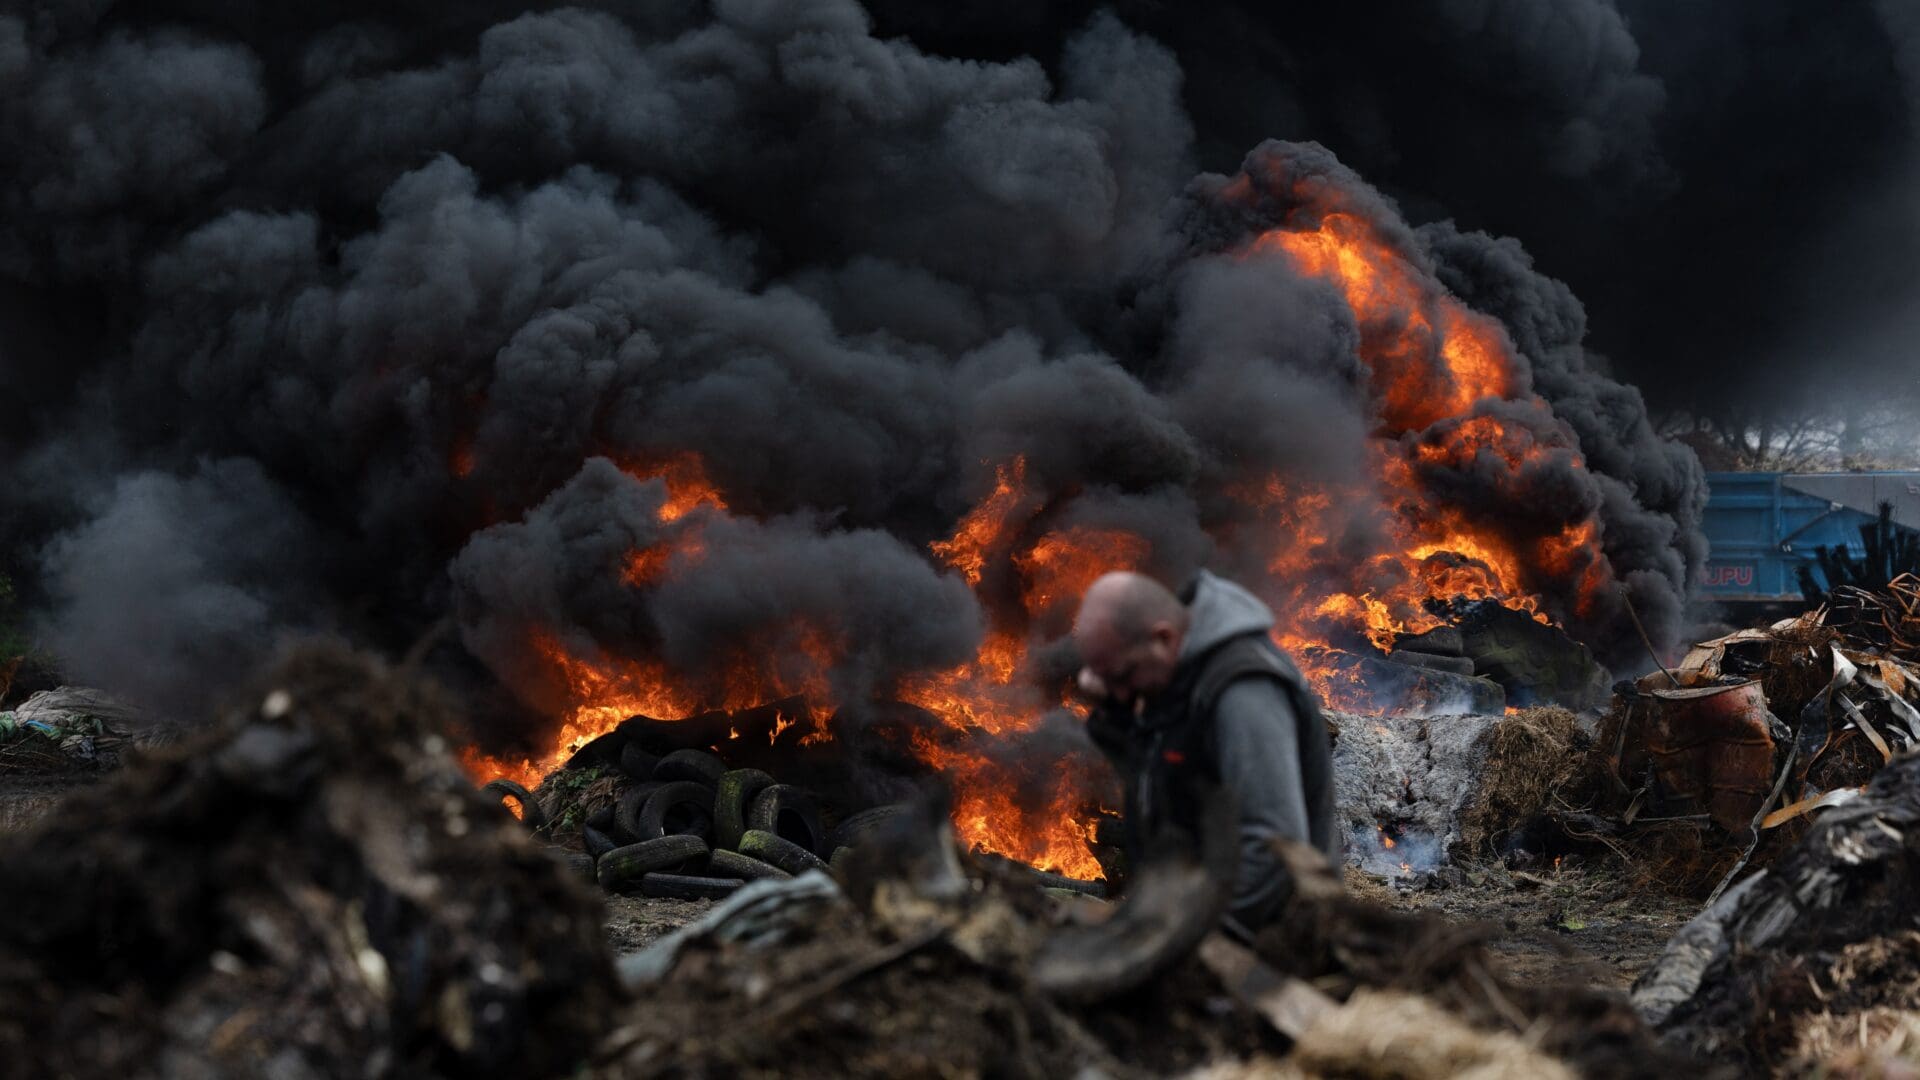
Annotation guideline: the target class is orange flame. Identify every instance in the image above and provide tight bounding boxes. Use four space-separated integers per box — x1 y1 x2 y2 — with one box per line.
1249 212 1515 431
1014 526 1152 618
930 458 1031 586
893 461 1125 878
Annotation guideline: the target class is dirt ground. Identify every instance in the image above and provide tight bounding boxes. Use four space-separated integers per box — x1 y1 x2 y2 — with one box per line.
602 893 721 953
594 857 1700 997
0 769 96 831
1348 862 1698 992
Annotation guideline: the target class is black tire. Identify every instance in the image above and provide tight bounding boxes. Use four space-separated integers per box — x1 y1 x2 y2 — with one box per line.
713 769 776 851
560 851 597 884
585 804 618 833
614 781 666 841
653 748 727 786
637 780 716 841
618 742 659 780
747 785 824 854
482 779 549 832
980 852 1108 897
708 848 791 882
564 730 628 771
582 824 618 860
826 804 909 851
739 829 829 876
828 846 854 872
597 835 709 893
640 873 745 901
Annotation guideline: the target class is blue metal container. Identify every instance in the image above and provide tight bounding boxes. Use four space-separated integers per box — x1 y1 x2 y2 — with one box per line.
1700 471 1920 603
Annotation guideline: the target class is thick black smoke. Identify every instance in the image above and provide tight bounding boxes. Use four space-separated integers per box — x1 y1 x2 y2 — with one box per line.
862 0 1920 414
0 0 1710 736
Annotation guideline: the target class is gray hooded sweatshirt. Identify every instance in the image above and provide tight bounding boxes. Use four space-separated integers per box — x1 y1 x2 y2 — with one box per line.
1179 571 1340 924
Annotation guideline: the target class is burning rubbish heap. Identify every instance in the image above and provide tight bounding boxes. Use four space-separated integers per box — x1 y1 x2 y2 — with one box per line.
486 698 1119 903
450 141 1660 881
2 12 1709 923
2 9 1707 880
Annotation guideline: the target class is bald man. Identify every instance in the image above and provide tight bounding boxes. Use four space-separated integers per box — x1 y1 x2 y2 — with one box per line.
1073 569 1337 929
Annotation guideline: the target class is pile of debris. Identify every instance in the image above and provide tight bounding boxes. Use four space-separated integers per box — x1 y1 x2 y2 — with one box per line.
1635 748 1920 1073
0 645 617 1079
0 685 146 772
1594 575 1920 892
591 789 1689 1079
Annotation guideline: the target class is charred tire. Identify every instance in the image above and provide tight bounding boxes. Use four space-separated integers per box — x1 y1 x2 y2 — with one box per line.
637 781 717 842
597 835 709 893
747 785 824 854
652 749 727 786
614 781 666 841
1388 650 1477 677
1025 870 1106 898
585 804 618 834
713 769 776 851
640 873 745 901
825 804 909 851
582 824 619 860
739 829 829 876
619 742 659 781
482 779 549 832
707 848 791 881
564 730 628 771
1392 626 1464 657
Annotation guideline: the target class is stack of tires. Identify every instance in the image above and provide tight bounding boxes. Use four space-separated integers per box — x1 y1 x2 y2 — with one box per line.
486 744 907 901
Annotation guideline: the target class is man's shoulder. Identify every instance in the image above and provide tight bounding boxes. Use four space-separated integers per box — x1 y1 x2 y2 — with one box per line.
1191 633 1305 706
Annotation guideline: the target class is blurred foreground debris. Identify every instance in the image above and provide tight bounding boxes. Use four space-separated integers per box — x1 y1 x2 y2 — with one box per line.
0 645 616 1079
1634 750 1920 1073
594 784 1688 1078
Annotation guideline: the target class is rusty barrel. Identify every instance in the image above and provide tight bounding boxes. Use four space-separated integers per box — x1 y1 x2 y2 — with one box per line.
1640 680 1777 834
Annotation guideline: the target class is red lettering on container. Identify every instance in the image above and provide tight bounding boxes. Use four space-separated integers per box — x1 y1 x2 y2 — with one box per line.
1700 564 1755 588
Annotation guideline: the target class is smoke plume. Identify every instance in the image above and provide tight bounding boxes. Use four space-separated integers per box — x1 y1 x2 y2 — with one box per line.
0 0 1717 743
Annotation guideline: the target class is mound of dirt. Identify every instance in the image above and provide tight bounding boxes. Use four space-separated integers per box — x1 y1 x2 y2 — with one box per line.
0 644 617 1079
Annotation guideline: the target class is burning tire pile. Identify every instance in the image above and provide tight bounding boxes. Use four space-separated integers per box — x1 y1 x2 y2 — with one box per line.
480 707 1107 912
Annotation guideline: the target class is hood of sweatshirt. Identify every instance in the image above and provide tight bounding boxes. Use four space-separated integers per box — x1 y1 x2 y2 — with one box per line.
1178 569 1276 661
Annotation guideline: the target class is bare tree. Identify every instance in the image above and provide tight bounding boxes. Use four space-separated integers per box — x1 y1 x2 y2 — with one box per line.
1659 389 1920 472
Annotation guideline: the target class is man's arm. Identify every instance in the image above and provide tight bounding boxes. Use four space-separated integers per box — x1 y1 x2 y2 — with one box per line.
1213 677 1312 928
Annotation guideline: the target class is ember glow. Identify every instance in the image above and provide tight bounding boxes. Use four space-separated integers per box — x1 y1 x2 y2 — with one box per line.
460 157 1620 881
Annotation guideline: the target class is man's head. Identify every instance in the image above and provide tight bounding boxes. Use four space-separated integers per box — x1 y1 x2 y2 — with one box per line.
1072 571 1190 709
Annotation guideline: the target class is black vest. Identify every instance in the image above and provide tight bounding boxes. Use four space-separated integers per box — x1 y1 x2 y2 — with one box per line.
1086 629 1330 851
